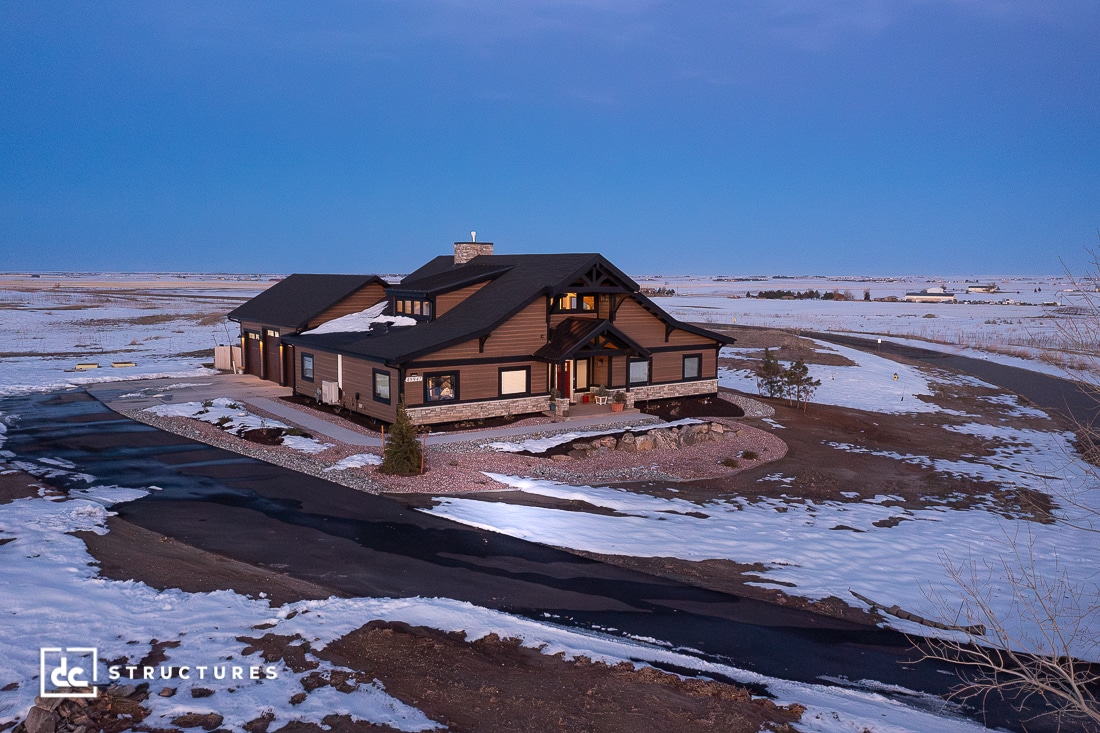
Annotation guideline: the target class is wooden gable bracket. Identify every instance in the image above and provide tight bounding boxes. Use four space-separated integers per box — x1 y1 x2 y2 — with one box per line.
479 334 490 353
610 294 626 321
665 323 674 343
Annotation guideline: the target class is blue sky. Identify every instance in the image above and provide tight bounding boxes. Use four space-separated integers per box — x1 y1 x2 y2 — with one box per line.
1 1 1097 275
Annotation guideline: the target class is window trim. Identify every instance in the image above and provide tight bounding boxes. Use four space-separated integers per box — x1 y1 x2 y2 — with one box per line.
498 366 531 397
553 292 597 313
682 353 703 381
423 371 460 403
301 352 315 382
373 368 392 405
393 297 433 321
627 357 651 386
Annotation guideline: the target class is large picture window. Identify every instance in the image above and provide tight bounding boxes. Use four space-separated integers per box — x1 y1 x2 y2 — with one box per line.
301 353 315 381
628 358 650 385
682 354 702 380
425 372 458 402
499 367 530 396
373 369 391 404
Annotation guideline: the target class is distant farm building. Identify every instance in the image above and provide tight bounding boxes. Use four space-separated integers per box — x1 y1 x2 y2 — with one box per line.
966 283 998 293
904 285 957 303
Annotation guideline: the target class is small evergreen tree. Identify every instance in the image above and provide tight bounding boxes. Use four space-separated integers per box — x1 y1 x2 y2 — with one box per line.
782 358 821 412
755 348 785 398
381 398 422 474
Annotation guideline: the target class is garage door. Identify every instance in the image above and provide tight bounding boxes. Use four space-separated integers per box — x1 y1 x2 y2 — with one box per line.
245 332 262 377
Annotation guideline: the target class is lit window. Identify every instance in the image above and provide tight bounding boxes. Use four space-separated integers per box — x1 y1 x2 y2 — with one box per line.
302 354 314 381
500 368 529 396
556 293 595 311
425 373 458 402
628 359 649 385
395 300 405 314
373 370 391 403
683 355 701 380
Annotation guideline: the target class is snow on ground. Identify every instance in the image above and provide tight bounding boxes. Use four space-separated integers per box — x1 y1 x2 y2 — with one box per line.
421 415 1100 661
719 339 944 414
645 274 1094 378
0 284 244 397
0 491 439 732
323 453 383 471
144 398 334 454
487 418 702 453
0 481 991 733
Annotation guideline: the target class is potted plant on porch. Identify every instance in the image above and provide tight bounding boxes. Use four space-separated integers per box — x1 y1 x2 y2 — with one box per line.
594 385 610 405
611 391 627 412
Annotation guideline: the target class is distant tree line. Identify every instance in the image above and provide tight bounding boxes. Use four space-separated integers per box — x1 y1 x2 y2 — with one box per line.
753 289 857 301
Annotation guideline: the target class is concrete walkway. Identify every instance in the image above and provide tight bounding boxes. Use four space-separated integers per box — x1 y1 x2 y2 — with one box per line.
247 397 381 447
88 373 665 448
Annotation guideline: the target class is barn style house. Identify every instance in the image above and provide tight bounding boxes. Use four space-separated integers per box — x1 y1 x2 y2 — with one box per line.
227 240 734 425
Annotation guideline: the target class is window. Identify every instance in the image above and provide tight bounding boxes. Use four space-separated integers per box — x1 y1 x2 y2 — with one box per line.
628 358 650 385
247 332 261 340
683 354 702 380
301 353 315 381
394 298 432 320
499 367 530 396
555 292 596 312
265 328 280 338
425 372 458 402
373 369 391 404
573 359 589 391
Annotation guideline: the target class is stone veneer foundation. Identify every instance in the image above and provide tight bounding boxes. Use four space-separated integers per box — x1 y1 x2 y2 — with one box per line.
405 380 718 425
625 379 719 402
407 394 551 425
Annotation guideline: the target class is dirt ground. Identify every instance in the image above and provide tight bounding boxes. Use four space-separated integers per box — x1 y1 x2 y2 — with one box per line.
0 467 803 733
7 326 1076 731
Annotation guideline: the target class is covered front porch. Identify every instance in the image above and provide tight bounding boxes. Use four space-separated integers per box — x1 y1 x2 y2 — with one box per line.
535 317 651 404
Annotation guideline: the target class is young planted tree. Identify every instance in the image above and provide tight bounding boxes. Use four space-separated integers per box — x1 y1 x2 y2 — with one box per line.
755 348 785 398
783 358 821 412
380 398 422 475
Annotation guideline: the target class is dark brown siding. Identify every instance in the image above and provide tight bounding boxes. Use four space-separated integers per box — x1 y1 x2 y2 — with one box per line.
549 312 599 329
435 282 489 317
403 361 547 408
341 357 397 423
425 301 549 362
305 283 387 330
609 299 666 346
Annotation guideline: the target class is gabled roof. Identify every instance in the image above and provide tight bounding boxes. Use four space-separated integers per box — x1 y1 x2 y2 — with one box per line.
393 262 513 295
285 254 620 363
227 274 387 330
282 252 731 364
534 317 650 362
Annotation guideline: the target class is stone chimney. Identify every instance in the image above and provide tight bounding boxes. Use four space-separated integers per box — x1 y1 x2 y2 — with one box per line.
454 234 494 264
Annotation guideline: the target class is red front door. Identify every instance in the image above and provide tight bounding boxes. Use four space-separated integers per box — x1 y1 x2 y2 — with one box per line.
558 362 571 399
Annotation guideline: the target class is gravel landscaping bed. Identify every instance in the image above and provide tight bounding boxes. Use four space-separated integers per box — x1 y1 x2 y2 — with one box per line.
125 409 787 495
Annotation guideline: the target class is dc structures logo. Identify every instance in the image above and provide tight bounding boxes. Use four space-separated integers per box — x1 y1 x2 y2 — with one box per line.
40 647 99 698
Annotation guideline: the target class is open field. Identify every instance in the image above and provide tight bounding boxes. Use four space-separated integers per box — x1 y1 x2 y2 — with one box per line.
1 273 1098 733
